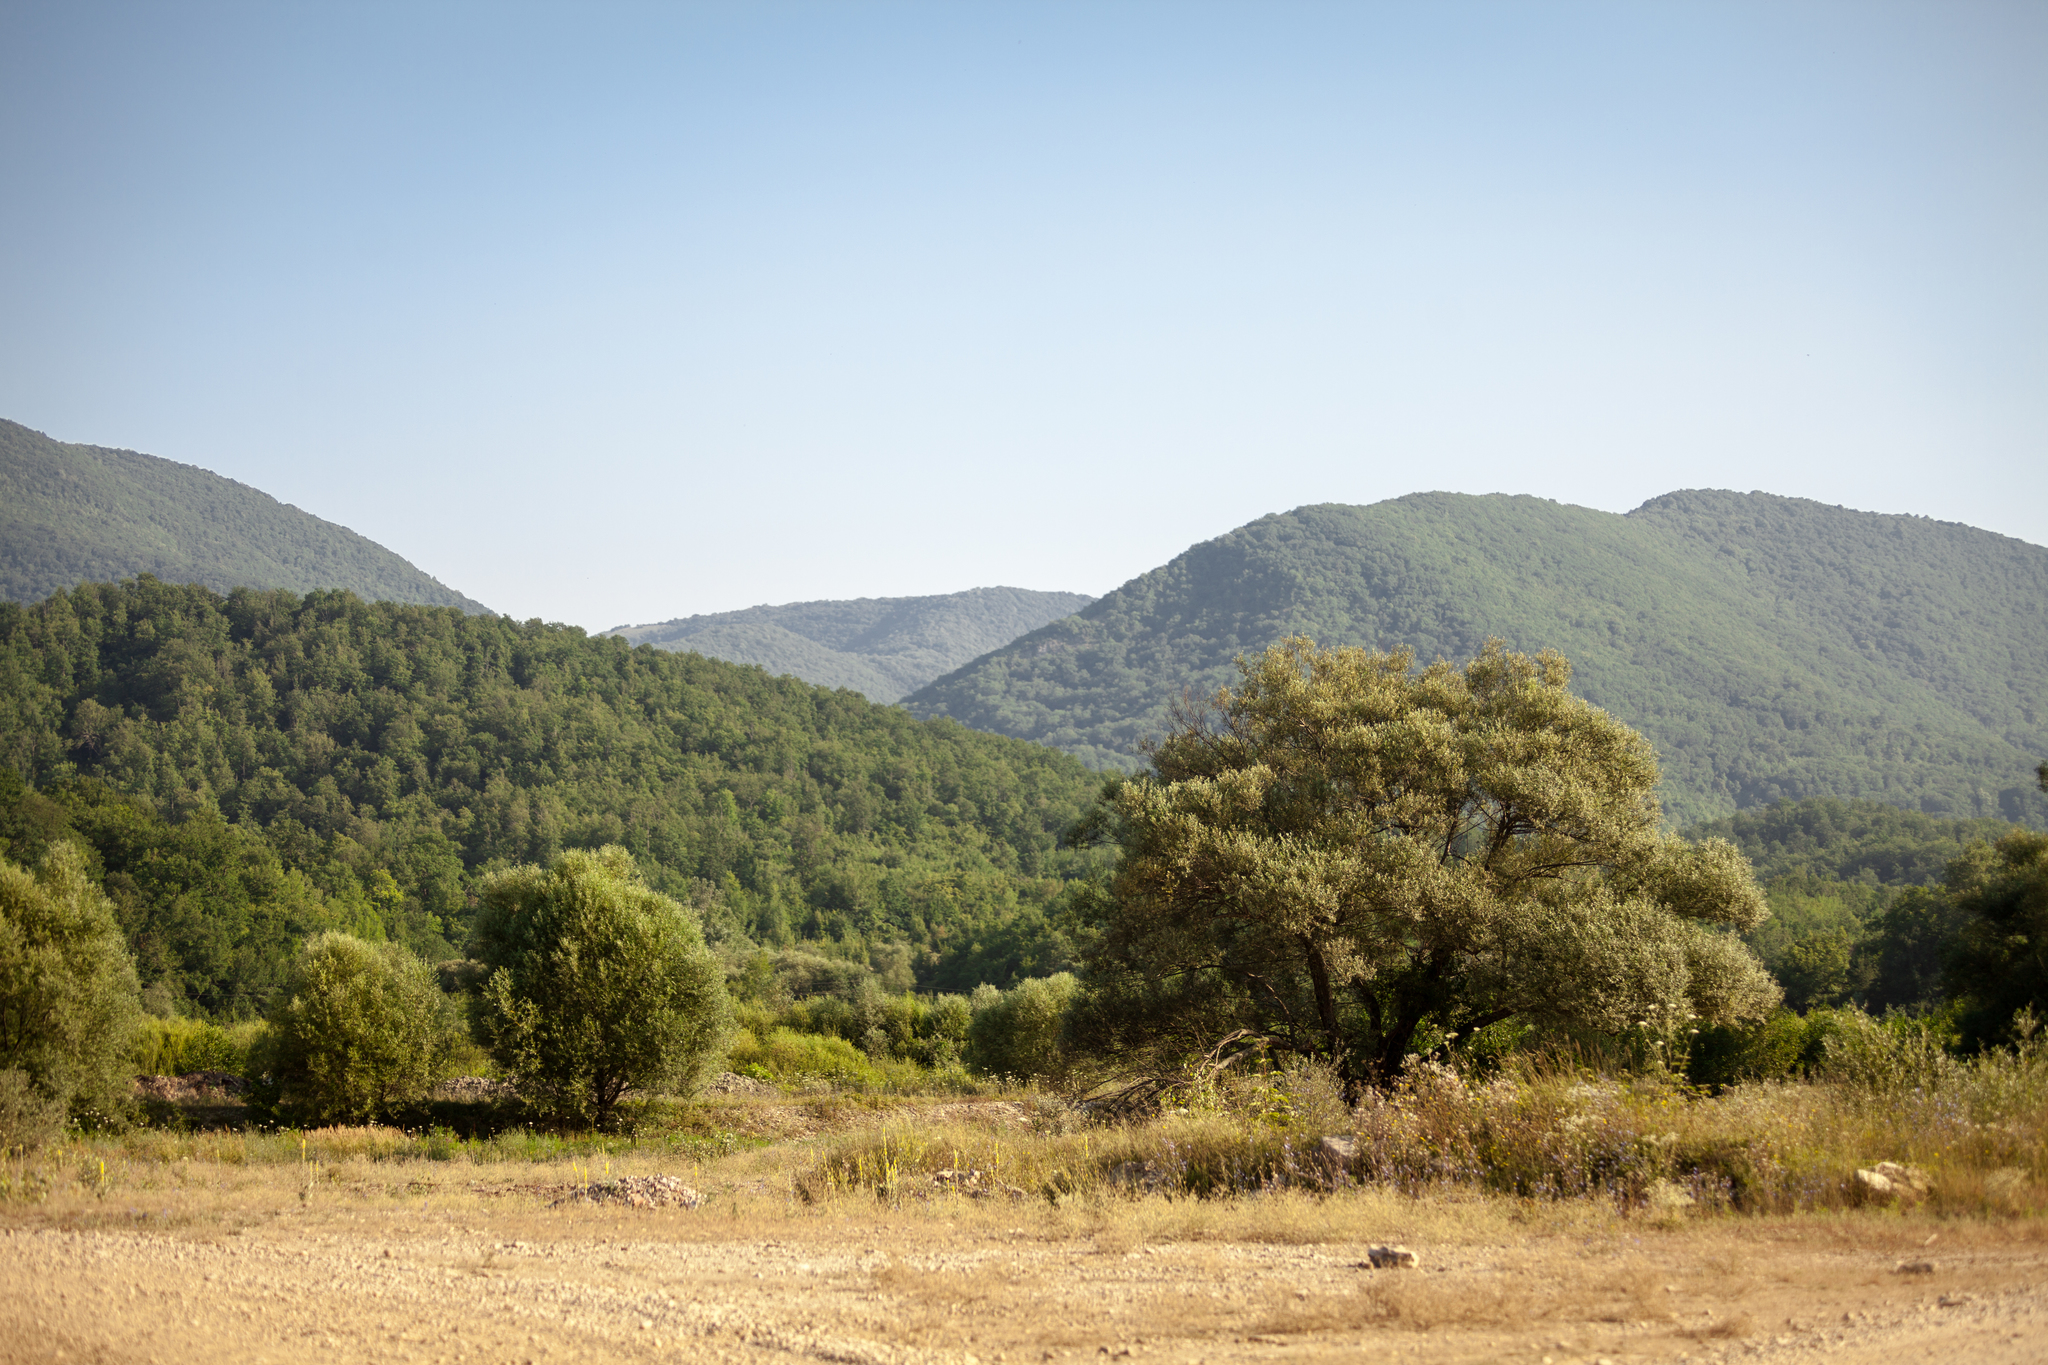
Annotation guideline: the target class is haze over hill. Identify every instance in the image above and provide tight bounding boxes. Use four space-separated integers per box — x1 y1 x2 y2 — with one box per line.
611 587 1094 702
0 420 490 613
904 491 2048 830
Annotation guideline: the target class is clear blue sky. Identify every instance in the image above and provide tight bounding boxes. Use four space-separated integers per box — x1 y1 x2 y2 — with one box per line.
3 1 2042 627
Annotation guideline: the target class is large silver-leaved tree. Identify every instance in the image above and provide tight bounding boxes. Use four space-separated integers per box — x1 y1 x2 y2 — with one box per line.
1070 638 1780 1088
470 846 729 1127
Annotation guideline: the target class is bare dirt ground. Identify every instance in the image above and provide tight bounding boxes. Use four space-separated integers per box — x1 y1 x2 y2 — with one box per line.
2 1097 2043 1365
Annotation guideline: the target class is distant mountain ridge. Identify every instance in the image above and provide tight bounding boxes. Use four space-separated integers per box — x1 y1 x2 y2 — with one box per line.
611 587 1095 702
902 491 2048 830
0 419 490 613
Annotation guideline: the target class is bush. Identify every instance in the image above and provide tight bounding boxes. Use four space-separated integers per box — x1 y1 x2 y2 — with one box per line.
133 1015 264 1077
0 1067 65 1151
966 973 1080 1081
254 932 461 1124
728 1026 884 1085
0 843 142 1134
470 847 730 1127
1686 1007 1859 1091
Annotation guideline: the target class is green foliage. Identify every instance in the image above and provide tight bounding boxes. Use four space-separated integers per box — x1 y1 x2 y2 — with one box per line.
0 1066 66 1150
964 973 1080 1081
470 847 730 1126
0 771 451 1018
253 932 460 1124
1690 797 2023 886
906 492 2048 830
132 1014 265 1077
1945 831 2048 1048
0 576 1104 1012
0 842 143 1129
1692 796 2035 1017
731 951 975 1071
0 419 489 611
726 1026 890 1087
1073 639 1780 1088
615 587 1094 703
1684 1007 1862 1090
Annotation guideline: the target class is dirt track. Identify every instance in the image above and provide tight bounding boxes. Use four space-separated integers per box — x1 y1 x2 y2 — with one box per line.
4 1200 2044 1365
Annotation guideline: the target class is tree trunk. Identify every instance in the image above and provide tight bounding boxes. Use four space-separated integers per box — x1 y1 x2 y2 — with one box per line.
1301 936 1342 1060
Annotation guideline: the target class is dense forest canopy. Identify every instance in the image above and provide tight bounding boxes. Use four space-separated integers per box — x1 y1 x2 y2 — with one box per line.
0 419 490 612
610 587 1095 703
0 577 1105 1017
905 491 2048 830
1687 796 2035 1017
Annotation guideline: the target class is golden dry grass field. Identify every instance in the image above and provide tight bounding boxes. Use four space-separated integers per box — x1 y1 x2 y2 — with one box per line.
2 1095 2044 1365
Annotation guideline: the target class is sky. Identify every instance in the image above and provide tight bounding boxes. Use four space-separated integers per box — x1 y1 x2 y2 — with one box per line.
2 1 2043 629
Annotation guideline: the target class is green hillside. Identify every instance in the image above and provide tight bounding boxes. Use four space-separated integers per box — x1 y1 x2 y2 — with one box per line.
903 492 2048 830
0 578 1103 1016
611 587 1094 702
0 419 491 612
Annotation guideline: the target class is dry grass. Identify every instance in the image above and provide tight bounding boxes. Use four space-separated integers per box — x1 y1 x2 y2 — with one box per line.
5 1099 2048 1365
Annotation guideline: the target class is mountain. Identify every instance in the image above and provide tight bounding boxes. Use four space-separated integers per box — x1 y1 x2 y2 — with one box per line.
0 419 491 613
0 577 1104 1014
903 491 2048 830
610 587 1095 702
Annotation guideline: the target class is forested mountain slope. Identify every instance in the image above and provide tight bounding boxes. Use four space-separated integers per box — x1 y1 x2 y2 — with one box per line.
0 419 490 612
904 492 2048 829
0 578 1103 1016
611 587 1094 702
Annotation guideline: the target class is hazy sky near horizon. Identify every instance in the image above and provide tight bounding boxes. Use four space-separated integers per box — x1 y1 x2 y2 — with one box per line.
2 1 2043 627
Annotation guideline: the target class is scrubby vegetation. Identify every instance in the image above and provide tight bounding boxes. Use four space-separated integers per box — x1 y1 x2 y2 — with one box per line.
800 1013 2046 1218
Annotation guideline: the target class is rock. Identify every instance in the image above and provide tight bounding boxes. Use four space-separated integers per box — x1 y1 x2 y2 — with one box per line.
1647 1179 1696 1214
1105 1160 1171 1194
1317 1135 1360 1176
548 1174 702 1210
1365 1245 1419 1269
1857 1161 1931 1202
431 1076 515 1102
1874 1161 1931 1195
931 1168 1025 1199
132 1072 251 1103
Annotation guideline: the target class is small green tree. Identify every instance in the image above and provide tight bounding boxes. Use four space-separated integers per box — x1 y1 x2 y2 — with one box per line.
1070 638 1780 1089
257 932 460 1123
966 973 1081 1082
470 847 730 1127
0 842 141 1139
1946 829 2048 1049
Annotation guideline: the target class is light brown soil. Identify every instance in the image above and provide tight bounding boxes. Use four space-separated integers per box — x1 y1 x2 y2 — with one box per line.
3 1167 2044 1365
